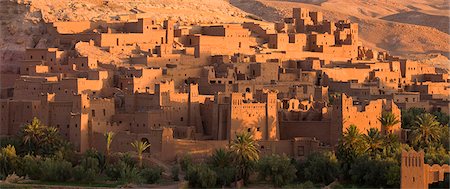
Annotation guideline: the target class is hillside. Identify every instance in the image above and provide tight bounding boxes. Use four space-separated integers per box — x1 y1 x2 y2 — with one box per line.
1 0 448 71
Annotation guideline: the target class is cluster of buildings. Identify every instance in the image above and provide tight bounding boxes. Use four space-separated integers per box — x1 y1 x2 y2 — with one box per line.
0 8 448 161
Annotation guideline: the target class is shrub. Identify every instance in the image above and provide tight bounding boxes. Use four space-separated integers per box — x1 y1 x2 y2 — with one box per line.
258 154 297 187
171 165 180 181
297 151 339 185
0 145 18 179
349 156 399 188
106 160 143 184
118 165 143 184
83 149 106 171
180 154 193 172
106 161 127 180
39 158 73 182
16 155 41 180
72 157 100 183
140 166 163 184
119 153 136 167
208 148 236 186
185 164 217 188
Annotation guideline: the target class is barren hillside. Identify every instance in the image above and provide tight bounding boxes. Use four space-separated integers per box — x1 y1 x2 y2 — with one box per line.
230 0 449 59
1 0 449 71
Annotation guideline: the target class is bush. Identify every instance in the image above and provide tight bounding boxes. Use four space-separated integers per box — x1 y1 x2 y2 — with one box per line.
119 165 143 184
106 160 143 184
171 165 180 181
258 154 297 187
298 181 316 189
208 148 236 186
119 153 136 167
83 149 106 171
140 166 163 184
72 165 97 183
297 151 339 185
39 158 73 182
349 156 399 187
72 157 100 183
180 154 193 172
185 164 217 188
16 155 41 180
106 161 127 180
0 145 18 179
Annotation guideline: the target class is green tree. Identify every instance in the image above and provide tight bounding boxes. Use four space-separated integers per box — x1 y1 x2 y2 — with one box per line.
297 151 339 185
104 131 115 162
229 132 260 184
140 166 163 184
131 140 151 168
382 133 401 158
336 125 366 179
378 111 400 134
185 163 217 188
39 157 73 182
73 156 100 183
20 117 64 156
410 113 442 149
349 156 400 187
208 148 236 186
363 128 384 156
0 145 18 179
180 154 193 172
401 108 426 129
258 154 296 187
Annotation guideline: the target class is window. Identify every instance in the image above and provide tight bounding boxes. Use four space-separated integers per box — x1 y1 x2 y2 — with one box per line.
257 127 260 132
247 128 251 132
180 117 183 122
92 110 96 117
297 146 305 156
103 109 106 116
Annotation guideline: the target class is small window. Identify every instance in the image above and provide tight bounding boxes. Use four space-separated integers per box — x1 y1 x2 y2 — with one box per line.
103 109 106 116
92 110 96 117
247 128 251 132
180 117 183 122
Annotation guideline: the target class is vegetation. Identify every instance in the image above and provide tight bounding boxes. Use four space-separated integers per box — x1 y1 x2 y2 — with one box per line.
378 111 400 134
104 131 114 162
208 148 235 186
258 154 296 187
185 163 217 188
229 132 260 184
296 151 339 185
131 140 151 168
1 110 449 188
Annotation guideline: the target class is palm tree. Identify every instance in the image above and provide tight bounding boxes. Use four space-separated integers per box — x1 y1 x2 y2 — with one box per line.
229 132 259 184
383 133 400 157
209 148 235 186
131 140 151 168
378 111 400 134
410 113 442 149
104 131 115 161
22 117 44 147
341 125 365 153
362 128 384 156
209 148 233 168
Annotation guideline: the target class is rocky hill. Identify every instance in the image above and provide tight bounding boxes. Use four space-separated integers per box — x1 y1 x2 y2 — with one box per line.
1 0 449 72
